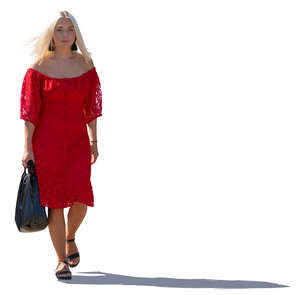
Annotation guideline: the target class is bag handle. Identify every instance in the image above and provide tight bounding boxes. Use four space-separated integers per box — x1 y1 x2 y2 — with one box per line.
24 160 36 175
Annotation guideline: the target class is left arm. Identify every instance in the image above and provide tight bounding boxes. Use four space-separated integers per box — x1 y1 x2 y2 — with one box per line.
87 118 99 164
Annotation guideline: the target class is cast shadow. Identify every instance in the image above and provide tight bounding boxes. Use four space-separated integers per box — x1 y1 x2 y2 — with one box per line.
60 270 290 288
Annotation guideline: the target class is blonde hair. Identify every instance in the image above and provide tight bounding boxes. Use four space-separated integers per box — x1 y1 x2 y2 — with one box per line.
24 10 93 67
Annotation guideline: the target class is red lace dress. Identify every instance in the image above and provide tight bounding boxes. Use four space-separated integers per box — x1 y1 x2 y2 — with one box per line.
20 66 102 208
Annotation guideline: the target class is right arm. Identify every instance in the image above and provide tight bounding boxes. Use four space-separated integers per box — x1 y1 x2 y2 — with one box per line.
22 121 36 168
20 65 42 168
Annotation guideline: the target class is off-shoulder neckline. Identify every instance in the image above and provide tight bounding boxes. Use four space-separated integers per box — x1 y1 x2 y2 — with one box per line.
28 66 96 80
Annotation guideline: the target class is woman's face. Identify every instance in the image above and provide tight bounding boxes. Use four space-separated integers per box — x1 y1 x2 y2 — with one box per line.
52 17 76 49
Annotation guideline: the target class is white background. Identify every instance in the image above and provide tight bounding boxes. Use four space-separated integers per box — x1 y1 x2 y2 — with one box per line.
1 0 299 293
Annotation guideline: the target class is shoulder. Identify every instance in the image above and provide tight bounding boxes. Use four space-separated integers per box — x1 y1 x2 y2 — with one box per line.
29 61 41 71
88 58 94 68
28 54 95 74
29 59 49 74
24 61 44 81
74 53 94 70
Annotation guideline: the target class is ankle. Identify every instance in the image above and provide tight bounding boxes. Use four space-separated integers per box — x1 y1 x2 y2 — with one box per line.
66 236 75 240
65 234 75 240
57 258 68 264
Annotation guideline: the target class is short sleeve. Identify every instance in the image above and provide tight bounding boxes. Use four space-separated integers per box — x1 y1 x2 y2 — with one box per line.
20 69 42 127
83 69 102 124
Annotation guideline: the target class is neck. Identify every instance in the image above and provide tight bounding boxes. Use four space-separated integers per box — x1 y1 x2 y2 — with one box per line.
53 49 75 59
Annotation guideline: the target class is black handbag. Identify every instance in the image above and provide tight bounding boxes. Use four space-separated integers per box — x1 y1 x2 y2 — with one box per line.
15 159 48 232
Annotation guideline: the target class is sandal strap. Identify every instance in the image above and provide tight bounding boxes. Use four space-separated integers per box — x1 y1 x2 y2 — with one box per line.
56 270 71 275
66 238 75 242
67 252 80 259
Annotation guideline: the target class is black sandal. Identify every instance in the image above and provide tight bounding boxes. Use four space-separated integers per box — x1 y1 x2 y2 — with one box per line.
66 237 80 267
55 261 72 280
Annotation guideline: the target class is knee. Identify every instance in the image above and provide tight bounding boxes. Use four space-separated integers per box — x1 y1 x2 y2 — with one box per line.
72 201 87 210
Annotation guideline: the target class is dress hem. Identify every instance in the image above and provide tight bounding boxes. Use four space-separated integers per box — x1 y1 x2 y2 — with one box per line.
40 200 94 209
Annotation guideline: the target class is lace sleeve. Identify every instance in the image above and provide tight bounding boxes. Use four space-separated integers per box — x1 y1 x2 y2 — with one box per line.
83 70 102 124
20 69 42 127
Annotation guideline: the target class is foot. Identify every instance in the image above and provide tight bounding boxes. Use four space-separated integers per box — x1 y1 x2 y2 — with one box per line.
65 238 80 267
55 261 71 279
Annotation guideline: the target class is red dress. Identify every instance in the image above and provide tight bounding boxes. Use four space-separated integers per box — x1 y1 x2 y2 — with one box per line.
20 66 102 209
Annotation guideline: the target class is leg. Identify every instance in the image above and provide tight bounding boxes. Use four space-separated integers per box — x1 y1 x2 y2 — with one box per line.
66 201 87 239
48 207 71 277
65 201 87 265
48 207 68 263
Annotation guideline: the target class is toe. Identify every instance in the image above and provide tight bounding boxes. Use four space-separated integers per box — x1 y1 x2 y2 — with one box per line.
68 257 79 265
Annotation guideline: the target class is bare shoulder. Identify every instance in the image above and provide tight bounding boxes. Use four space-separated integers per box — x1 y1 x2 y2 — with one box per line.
88 58 94 67
30 61 42 71
75 52 94 70
29 59 50 73
29 54 94 74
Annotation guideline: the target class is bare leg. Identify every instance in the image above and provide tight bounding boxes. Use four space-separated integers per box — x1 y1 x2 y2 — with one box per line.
48 208 68 262
66 201 87 238
65 201 87 265
48 207 70 275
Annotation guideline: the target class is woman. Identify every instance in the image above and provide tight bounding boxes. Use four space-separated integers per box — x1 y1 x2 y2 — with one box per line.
20 11 102 280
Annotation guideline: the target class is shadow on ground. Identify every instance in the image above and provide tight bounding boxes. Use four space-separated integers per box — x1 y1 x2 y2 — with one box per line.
59 271 289 288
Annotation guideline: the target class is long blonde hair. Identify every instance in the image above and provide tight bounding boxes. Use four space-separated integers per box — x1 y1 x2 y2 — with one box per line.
24 11 93 67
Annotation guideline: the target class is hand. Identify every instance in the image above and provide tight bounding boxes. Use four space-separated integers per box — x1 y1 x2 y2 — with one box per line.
22 149 35 168
90 142 99 165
